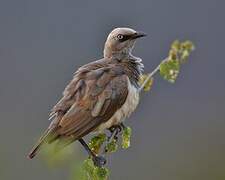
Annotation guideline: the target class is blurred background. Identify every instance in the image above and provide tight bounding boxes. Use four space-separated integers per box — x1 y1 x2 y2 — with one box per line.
0 0 225 179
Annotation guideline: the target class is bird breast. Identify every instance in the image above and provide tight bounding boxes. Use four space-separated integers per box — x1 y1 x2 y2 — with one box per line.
97 77 139 132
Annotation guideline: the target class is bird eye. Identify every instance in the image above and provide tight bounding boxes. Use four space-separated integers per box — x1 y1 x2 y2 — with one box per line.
117 34 124 40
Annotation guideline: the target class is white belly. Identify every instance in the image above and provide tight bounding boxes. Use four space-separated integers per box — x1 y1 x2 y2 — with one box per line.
97 78 139 132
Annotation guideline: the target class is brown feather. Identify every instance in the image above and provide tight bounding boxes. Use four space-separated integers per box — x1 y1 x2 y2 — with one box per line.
28 54 143 157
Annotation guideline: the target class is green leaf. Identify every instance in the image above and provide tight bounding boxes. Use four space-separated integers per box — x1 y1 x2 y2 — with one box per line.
171 40 181 51
160 40 195 83
89 133 107 154
180 41 195 63
82 159 95 175
122 127 132 149
139 75 154 91
105 139 118 153
93 167 109 180
181 40 195 52
159 59 180 83
75 158 109 180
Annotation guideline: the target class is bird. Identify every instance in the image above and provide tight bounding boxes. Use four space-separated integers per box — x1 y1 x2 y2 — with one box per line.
28 27 147 167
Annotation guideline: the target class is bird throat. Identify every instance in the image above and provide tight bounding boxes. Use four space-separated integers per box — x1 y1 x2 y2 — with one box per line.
112 53 144 88
123 55 144 88
104 45 144 88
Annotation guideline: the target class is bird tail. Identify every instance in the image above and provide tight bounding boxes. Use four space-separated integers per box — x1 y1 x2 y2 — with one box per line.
27 127 59 159
27 139 45 159
27 128 50 159
28 114 62 159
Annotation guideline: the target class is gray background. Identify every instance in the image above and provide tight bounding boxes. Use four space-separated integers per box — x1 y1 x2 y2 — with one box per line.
0 0 225 179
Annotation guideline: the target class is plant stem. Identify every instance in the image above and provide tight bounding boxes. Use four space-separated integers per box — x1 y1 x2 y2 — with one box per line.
138 58 167 92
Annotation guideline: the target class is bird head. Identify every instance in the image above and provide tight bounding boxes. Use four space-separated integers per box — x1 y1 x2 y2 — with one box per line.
104 27 147 58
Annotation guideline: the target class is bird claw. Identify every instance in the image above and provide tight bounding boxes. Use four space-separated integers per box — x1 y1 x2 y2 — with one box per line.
92 155 107 167
108 123 125 141
109 123 124 133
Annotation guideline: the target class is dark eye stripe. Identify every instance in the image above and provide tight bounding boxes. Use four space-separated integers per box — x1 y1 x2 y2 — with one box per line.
118 35 132 42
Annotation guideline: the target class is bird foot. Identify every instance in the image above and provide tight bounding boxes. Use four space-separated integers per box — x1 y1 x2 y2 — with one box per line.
109 123 124 133
92 155 107 167
108 123 126 141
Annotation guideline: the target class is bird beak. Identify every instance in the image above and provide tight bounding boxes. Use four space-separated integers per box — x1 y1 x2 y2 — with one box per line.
131 31 147 39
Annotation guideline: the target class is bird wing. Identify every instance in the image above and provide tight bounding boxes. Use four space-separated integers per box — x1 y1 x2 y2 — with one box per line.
28 59 129 158
51 59 128 140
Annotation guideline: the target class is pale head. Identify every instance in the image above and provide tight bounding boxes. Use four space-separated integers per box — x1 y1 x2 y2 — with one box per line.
103 27 147 58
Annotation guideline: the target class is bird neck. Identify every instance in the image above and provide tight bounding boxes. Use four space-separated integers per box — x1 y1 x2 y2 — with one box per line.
109 54 144 88
104 47 143 88
104 47 132 60
123 55 144 88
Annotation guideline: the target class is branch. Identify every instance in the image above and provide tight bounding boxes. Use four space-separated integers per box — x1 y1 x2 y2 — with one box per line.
42 40 195 180
138 58 167 92
76 40 195 180
138 40 195 92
